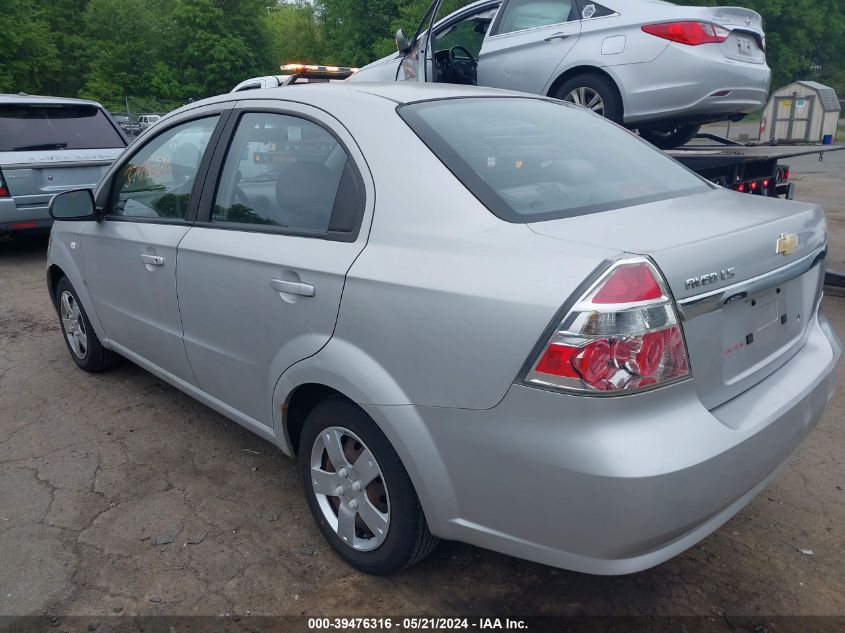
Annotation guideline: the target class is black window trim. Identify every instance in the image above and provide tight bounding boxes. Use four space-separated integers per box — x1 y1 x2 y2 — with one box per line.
489 0 579 38
574 0 619 20
396 96 714 224
192 106 368 244
100 109 232 227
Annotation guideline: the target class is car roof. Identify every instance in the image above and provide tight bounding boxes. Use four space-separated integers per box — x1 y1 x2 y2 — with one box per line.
201 81 527 109
327 82 521 103
152 82 539 132
0 93 105 108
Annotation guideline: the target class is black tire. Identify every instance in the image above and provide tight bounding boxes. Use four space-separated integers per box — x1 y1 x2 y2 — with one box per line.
299 397 438 574
638 124 701 149
55 276 121 372
554 73 623 123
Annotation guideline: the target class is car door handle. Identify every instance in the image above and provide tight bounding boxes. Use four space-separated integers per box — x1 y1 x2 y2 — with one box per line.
270 278 316 297
140 254 165 266
544 32 573 41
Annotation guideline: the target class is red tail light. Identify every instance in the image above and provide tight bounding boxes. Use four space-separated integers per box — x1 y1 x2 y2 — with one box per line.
0 168 9 197
737 183 746 192
642 21 729 46
525 259 690 394
592 264 663 303
750 180 758 191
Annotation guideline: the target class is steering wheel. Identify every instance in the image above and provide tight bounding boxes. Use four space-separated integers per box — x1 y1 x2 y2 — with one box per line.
448 45 478 83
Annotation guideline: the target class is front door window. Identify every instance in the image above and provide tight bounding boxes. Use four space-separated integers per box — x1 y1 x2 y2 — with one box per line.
111 116 218 220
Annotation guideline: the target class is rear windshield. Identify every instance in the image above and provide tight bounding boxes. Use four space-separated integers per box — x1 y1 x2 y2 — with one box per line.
398 97 710 223
0 104 126 152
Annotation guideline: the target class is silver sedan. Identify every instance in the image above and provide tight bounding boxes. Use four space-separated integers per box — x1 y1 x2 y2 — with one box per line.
46 83 839 575
350 0 772 148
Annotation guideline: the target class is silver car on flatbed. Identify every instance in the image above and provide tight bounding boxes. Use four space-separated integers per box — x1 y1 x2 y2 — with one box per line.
350 0 772 148
46 83 839 575
0 94 127 235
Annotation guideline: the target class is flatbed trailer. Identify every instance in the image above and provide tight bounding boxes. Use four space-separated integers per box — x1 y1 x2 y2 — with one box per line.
668 136 844 199
668 136 845 286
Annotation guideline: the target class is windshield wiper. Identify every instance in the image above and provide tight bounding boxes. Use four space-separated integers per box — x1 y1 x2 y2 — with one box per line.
13 142 69 151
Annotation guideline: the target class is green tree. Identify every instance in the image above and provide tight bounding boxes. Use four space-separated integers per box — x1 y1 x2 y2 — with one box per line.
316 0 403 67
81 0 175 103
38 0 92 97
166 0 272 98
0 0 60 94
265 1 326 66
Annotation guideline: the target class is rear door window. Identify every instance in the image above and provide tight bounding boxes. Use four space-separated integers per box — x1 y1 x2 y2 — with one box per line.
399 97 711 222
210 112 364 236
0 104 125 151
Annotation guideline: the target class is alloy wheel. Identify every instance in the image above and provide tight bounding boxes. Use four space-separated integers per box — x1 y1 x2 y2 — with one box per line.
309 426 390 551
59 290 88 360
564 87 606 115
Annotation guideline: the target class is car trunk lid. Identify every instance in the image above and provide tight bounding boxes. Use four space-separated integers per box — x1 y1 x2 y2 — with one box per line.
695 6 766 64
528 189 826 409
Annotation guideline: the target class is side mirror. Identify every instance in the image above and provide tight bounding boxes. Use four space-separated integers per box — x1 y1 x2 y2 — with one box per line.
49 189 97 221
396 28 412 55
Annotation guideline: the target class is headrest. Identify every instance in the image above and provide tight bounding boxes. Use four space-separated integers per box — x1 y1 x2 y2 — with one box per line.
275 161 337 211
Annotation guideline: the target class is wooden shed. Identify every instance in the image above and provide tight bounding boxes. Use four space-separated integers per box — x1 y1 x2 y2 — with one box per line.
761 81 841 143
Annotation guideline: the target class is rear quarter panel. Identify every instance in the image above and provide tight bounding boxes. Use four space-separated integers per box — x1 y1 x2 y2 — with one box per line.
275 99 620 411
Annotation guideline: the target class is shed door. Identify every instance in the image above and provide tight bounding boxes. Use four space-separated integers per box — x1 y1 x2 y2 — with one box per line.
771 95 815 141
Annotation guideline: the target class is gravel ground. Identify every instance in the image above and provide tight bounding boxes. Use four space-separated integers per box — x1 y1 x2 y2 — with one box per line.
1 166 844 622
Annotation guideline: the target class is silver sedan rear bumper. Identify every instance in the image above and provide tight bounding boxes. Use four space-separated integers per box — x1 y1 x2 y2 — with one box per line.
617 44 772 126
368 313 840 574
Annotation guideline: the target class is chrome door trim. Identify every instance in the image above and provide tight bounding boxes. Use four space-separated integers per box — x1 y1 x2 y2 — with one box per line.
676 246 826 320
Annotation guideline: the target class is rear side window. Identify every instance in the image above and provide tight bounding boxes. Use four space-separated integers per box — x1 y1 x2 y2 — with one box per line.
211 112 364 236
0 104 125 151
496 0 575 34
398 98 710 223
579 1 616 19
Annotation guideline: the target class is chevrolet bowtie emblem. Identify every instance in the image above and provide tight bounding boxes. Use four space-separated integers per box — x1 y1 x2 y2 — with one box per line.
776 232 799 256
